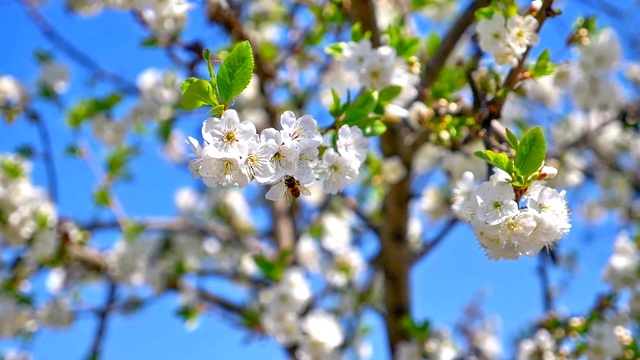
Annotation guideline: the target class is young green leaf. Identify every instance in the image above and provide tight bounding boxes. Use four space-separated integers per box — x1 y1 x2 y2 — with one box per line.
426 32 441 57
378 86 403 104
329 89 344 118
351 89 379 114
351 22 363 42
476 150 513 174
514 127 546 178
181 77 199 95
201 48 220 97
343 109 371 125
325 42 346 56
530 49 557 78
217 41 255 105
475 6 495 21
360 119 387 137
505 128 519 150
181 79 218 110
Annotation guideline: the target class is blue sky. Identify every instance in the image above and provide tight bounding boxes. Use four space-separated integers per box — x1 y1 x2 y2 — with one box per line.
0 0 627 359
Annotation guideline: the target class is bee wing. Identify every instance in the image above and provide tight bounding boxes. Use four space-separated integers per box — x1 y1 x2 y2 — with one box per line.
299 186 312 197
283 190 294 206
265 181 287 201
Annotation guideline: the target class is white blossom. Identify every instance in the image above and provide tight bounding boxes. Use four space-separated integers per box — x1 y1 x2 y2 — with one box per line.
38 62 70 94
202 109 256 159
602 231 639 290
475 181 519 225
337 125 368 166
298 310 344 360
507 15 539 54
316 148 358 194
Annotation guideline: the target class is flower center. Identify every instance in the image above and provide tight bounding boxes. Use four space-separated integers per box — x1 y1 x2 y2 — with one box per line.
492 200 503 210
223 160 234 173
224 132 235 143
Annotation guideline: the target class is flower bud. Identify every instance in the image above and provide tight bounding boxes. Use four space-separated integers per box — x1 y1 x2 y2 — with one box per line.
537 165 558 180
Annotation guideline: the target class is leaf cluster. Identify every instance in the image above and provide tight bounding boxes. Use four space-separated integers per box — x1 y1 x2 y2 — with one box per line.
181 41 255 117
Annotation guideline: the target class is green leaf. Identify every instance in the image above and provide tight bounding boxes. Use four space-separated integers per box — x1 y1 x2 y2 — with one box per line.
258 42 278 62
505 128 519 150
105 146 138 181
181 77 199 95
217 40 254 105
431 66 467 100
360 119 387 137
66 94 122 129
181 79 218 110
350 22 370 41
475 150 513 174
329 89 343 118
140 36 158 47
514 127 546 178
530 49 557 79
124 221 146 242
475 6 496 21
0 157 26 179
343 109 371 125
396 37 421 59
254 252 289 282
426 32 441 57
491 152 513 174
378 86 402 104
209 104 225 117
93 186 110 207
351 89 379 114
202 48 219 97
325 42 347 56
34 50 53 64
351 22 363 41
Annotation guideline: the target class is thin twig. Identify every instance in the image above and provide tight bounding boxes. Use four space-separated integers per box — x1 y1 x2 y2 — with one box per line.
537 252 553 312
27 109 58 203
488 0 556 117
414 217 459 261
420 0 491 92
19 0 138 93
87 281 117 360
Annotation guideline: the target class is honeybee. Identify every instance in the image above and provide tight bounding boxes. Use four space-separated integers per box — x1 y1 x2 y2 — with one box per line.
284 175 311 203
266 175 311 205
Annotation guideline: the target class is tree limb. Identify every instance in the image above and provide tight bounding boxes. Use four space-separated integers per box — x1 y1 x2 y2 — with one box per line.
19 0 138 93
420 0 491 92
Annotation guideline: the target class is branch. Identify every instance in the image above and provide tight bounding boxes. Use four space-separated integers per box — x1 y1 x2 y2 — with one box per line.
87 281 117 360
26 109 58 203
420 0 491 91
413 218 459 262
19 0 138 93
173 280 246 317
82 216 233 240
537 251 553 312
344 197 380 235
488 0 556 118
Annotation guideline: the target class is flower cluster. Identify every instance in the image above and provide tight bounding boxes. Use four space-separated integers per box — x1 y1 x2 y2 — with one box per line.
338 39 419 104
67 0 193 42
451 168 570 260
131 68 181 122
259 268 344 359
92 68 181 147
516 328 557 360
187 109 368 201
602 230 640 293
0 75 29 121
37 62 70 95
0 155 59 261
476 13 540 67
